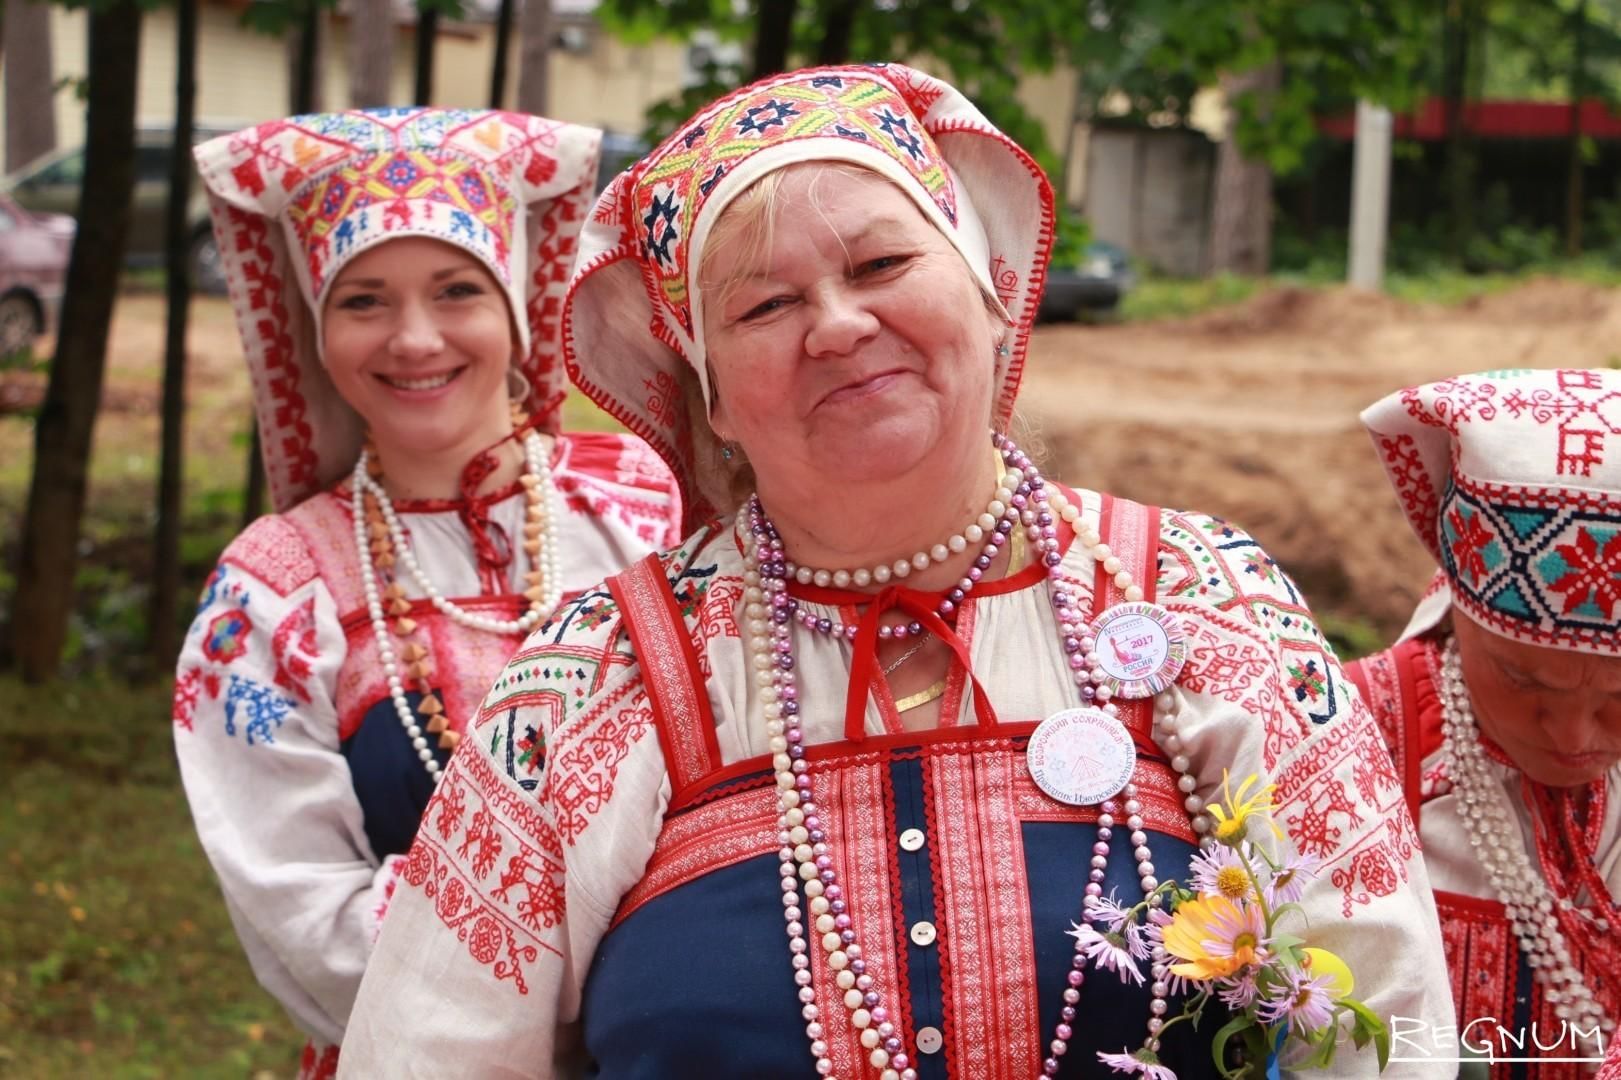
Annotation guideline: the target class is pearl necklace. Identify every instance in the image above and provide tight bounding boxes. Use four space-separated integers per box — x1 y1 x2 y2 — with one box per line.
356 431 562 633
1436 637 1612 1037
741 432 1209 1078
786 484 1009 590
351 430 561 783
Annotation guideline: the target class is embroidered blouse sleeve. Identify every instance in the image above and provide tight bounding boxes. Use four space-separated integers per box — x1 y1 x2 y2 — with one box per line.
338 580 670 1078
173 515 399 1046
1156 510 1455 1079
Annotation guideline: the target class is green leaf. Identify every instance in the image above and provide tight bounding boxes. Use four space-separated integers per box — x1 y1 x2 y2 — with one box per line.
1341 996 1392 1069
1210 1013 1258 1079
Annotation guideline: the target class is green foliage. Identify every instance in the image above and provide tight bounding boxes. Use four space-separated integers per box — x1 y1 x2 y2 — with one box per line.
596 0 1071 174
236 0 342 37
1120 273 1262 322
1049 208 1093 271
1091 0 1431 176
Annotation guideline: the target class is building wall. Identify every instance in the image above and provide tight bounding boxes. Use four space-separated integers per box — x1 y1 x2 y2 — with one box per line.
1085 127 1213 276
3 3 692 152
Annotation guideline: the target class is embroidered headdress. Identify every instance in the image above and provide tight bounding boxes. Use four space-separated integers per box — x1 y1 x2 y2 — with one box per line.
1363 368 1621 656
196 108 602 511
565 63 1055 531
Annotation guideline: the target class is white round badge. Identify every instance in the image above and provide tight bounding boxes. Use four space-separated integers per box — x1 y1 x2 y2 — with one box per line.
1088 602 1187 699
1026 708 1137 807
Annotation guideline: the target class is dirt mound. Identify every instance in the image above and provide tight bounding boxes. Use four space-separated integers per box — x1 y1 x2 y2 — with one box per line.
1183 285 1416 340
1022 278 1620 642
1459 276 1619 326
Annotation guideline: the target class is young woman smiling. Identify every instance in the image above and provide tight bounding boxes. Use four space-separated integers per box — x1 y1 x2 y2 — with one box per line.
172 108 680 1078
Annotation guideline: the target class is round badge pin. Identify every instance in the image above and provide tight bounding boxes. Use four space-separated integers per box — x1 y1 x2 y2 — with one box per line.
1088 602 1187 699
1026 707 1137 806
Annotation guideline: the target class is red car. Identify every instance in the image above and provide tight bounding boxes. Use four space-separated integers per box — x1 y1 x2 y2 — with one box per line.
0 193 73 358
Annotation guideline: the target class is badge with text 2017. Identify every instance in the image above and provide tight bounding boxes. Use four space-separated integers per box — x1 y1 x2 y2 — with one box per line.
1089 602 1186 699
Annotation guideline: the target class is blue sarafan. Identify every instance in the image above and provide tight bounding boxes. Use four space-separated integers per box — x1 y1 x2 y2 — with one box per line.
338 63 1454 1080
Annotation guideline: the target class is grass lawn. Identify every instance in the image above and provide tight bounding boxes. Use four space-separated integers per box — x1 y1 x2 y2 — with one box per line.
0 293 626 1076
0 678 303 1078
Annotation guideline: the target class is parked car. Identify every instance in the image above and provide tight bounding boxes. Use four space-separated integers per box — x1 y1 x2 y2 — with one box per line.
1 125 235 295
1038 242 1135 322
595 131 649 194
0 193 74 357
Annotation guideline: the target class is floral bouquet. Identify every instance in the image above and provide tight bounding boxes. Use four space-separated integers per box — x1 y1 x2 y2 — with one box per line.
1079 773 1390 1079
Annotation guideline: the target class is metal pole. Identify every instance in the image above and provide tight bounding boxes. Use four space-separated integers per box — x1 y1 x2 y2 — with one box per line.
1347 100 1393 291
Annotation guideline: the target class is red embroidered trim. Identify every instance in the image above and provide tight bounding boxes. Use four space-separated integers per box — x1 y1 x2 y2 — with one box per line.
297 1042 339 1080
614 786 778 927
402 749 565 995
928 748 1040 1080
607 555 720 801
220 514 318 598
1275 706 1419 916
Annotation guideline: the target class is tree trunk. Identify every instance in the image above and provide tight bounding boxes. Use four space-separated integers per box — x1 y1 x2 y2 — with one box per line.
490 0 515 108
514 0 550 115
1442 0 1477 264
1566 0 1587 257
752 0 797 80
414 4 438 105
242 423 266 527
1207 61 1280 276
149 0 198 666
290 0 322 113
815 0 858 65
348 0 395 108
4 0 57 171
5 0 142 682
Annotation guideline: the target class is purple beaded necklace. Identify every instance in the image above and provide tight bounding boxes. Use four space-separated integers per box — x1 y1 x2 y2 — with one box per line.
739 432 1208 1077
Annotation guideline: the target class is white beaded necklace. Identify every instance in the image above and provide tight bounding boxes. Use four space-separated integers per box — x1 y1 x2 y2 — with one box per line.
351 430 561 783
742 433 1210 1078
1436 636 1612 1037
785 484 1008 589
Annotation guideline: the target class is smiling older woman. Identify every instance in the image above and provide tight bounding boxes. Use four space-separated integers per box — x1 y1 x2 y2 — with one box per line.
339 66 1452 1078
1346 370 1621 1071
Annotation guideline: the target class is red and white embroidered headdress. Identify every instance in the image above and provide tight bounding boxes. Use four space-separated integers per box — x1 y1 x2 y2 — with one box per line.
565 63 1055 530
196 108 602 511
1363 368 1621 656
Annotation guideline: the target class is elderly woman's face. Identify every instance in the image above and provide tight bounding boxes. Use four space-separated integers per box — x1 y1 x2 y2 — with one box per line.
1453 612 1621 787
701 166 1002 496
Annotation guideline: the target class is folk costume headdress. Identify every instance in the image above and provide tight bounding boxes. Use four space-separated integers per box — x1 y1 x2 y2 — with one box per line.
196 108 602 512
564 63 1055 532
1363 368 1621 656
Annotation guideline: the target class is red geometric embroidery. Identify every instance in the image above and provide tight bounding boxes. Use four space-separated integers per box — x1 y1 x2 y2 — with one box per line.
457 806 504 879
1376 432 1440 534
1545 526 1621 618
1274 703 1417 916
1446 505 1498 587
402 749 565 994
221 511 318 597
272 596 319 702
173 667 202 732
297 1042 339 1080
692 577 742 680
545 694 655 847
1402 376 1499 431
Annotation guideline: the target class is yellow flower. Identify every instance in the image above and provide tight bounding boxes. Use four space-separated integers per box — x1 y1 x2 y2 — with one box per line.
1301 947 1354 999
1161 895 1267 981
1207 770 1284 845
